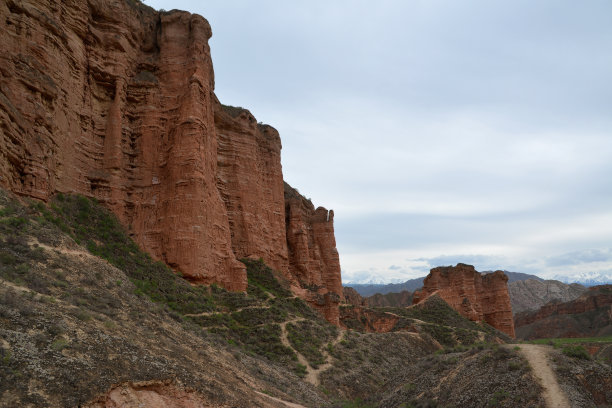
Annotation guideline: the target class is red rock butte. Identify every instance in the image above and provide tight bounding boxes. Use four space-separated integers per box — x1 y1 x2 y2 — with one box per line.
413 264 516 337
0 0 342 323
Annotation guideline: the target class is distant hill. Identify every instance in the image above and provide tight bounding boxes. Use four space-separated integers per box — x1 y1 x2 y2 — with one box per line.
509 279 586 314
366 291 414 308
515 285 612 340
348 277 425 297
483 271 543 283
348 270 542 297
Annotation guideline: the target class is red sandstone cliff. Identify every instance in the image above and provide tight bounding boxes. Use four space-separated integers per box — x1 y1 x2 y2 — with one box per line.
0 0 342 323
214 102 289 275
412 264 515 337
285 183 343 324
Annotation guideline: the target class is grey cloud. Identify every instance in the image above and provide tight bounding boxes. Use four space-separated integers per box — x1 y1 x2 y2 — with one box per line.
546 249 612 267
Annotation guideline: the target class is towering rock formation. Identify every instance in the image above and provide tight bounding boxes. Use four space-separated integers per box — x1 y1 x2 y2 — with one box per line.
412 264 515 337
214 103 289 275
0 0 342 322
284 183 343 324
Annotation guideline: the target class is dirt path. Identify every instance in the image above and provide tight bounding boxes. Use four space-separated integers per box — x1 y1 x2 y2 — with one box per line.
184 305 271 317
253 391 308 408
515 344 570 408
279 318 344 386
279 318 311 376
305 329 346 385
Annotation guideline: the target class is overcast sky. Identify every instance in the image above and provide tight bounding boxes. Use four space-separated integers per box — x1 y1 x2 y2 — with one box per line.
145 0 612 283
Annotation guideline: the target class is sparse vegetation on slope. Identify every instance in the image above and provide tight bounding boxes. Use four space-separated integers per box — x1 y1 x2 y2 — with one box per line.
1 189 591 407
0 189 331 406
0 191 340 379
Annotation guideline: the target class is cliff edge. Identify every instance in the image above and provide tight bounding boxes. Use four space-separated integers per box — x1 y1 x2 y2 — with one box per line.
0 0 342 322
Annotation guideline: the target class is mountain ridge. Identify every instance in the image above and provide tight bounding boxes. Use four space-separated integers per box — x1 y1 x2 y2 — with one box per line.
347 270 543 297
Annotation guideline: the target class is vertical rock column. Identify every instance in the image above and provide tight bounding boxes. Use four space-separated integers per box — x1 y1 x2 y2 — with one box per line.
285 183 343 325
137 12 245 290
214 103 289 274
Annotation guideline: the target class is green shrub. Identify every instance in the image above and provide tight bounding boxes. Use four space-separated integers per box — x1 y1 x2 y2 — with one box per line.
562 345 591 360
488 389 509 406
50 339 69 351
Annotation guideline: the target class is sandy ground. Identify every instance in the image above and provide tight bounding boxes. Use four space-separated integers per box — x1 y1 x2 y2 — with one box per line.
516 344 571 408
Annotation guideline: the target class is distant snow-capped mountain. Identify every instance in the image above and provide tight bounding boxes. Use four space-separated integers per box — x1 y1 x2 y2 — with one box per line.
553 272 612 286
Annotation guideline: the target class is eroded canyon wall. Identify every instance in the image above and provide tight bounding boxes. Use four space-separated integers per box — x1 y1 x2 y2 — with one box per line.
514 285 612 339
0 0 343 322
214 102 289 274
285 183 343 324
413 264 515 337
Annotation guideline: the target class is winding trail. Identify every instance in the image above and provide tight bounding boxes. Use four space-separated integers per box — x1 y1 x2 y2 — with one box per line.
279 319 345 386
515 344 570 408
253 391 308 408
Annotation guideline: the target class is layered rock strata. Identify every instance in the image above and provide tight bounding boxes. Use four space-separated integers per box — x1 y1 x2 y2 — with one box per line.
509 278 586 314
214 102 288 275
285 183 343 324
514 285 612 339
0 0 343 323
412 264 515 337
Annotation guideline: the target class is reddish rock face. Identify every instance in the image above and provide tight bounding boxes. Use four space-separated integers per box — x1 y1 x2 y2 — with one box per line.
514 285 612 339
339 306 402 333
0 0 245 290
0 0 343 323
343 287 366 307
412 264 515 337
285 183 343 324
214 102 289 275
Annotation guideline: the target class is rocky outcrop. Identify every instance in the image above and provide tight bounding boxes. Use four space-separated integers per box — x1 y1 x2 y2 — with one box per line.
342 287 366 306
85 381 215 408
509 279 586 314
412 264 515 337
514 285 612 339
339 306 402 333
0 0 342 323
285 183 343 324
